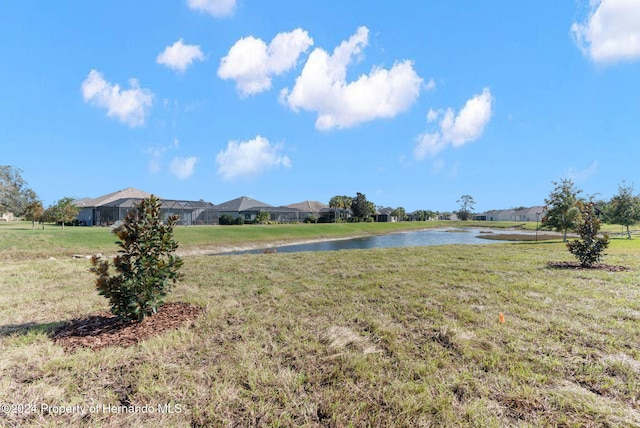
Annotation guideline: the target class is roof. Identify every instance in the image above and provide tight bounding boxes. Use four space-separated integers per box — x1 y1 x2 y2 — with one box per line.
74 188 154 208
267 206 303 213
286 200 329 212
376 207 395 215
479 206 546 217
100 198 215 209
215 196 273 212
517 206 546 216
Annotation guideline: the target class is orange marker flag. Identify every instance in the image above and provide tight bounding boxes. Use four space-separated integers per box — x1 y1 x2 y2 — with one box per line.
498 312 505 324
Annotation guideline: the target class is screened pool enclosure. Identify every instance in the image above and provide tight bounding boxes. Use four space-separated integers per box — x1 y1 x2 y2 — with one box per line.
78 198 218 226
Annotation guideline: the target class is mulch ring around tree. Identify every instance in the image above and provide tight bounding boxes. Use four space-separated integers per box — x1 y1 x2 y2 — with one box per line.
52 302 204 352
547 261 631 272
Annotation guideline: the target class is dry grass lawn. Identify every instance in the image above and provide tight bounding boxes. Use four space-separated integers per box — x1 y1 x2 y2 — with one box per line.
1 225 640 426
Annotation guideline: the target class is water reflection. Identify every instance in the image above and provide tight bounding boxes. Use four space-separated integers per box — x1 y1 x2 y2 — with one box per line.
218 227 522 255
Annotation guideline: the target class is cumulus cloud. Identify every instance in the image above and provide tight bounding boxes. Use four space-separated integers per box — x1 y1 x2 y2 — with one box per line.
81 69 153 127
414 88 493 160
571 0 640 63
281 26 424 131
215 135 291 180
218 28 313 96
170 156 198 179
186 0 236 17
157 39 205 72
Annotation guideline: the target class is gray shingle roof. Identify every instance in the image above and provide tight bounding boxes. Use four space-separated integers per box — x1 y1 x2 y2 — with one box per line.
74 188 154 208
215 196 273 212
286 200 328 212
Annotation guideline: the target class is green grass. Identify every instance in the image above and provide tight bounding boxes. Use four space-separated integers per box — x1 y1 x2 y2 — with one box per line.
2 223 640 426
0 220 517 261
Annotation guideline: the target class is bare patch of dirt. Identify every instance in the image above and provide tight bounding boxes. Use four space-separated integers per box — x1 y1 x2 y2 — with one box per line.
52 302 204 352
547 261 631 272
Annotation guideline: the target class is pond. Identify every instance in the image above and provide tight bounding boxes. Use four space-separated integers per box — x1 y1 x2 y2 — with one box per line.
217 227 530 255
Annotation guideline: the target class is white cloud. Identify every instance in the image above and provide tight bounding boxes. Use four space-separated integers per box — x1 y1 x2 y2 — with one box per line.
81 69 153 127
424 79 436 91
567 161 599 182
170 156 198 179
571 0 640 63
414 88 493 160
281 26 424 130
426 108 439 123
216 135 291 180
145 139 180 174
146 146 165 174
218 28 313 96
186 0 236 17
157 39 205 72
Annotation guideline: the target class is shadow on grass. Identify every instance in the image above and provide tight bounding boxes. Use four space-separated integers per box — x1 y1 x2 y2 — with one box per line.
1 303 204 352
547 261 631 272
0 321 66 337
478 233 564 242
511 240 565 246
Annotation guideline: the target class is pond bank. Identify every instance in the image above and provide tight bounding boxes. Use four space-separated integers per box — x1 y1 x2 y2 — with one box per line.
201 227 567 256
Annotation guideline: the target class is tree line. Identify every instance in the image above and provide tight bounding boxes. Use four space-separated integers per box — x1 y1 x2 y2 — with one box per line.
5 164 640 234
328 193 452 223
0 166 78 229
541 179 640 240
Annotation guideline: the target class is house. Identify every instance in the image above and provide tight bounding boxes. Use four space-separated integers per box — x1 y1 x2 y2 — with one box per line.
286 200 329 222
0 212 15 222
474 206 546 222
215 196 273 223
438 213 458 221
74 188 217 226
267 206 306 223
375 207 397 223
215 196 306 223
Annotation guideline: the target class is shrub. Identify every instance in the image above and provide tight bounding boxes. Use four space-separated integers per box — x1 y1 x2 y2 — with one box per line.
566 200 609 267
256 211 270 223
219 214 235 225
90 195 184 322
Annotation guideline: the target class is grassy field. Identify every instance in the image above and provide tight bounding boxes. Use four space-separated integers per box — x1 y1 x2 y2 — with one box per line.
2 222 640 426
0 220 525 261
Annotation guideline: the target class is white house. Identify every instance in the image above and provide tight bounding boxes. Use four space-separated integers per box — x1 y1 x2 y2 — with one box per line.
474 206 546 222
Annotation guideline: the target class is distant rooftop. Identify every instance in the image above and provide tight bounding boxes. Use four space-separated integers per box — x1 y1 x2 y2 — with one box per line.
214 196 273 212
74 187 154 208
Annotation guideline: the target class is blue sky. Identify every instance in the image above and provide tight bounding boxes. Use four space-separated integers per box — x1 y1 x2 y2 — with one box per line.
2 1 640 212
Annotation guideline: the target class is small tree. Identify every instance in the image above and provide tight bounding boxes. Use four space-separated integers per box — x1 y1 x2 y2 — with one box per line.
608 182 640 239
391 207 406 221
23 200 44 230
329 195 352 222
456 195 475 221
566 200 609 267
0 165 38 216
541 179 581 241
91 195 184 322
351 192 375 221
413 209 436 221
45 196 79 230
